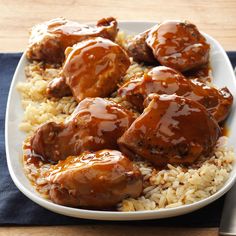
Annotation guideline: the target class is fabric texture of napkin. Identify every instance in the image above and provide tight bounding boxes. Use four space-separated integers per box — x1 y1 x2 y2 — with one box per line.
0 52 235 226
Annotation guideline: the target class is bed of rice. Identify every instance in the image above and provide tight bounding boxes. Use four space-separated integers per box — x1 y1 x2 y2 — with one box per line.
17 32 235 211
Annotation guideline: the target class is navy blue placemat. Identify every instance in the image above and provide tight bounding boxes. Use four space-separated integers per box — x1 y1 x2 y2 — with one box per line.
0 52 235 226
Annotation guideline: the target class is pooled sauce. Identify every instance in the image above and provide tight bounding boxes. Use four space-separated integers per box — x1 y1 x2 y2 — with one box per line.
23 143 43 167
183 63 212 82
24 152 42 168
222 124 230 136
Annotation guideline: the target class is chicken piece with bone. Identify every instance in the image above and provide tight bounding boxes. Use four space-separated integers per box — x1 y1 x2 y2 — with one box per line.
47 149 143 209
47 37 130 102
128 20 209 72
30 97 135 163
118 94 221 166
26 17 118 63
118 66 233 123
146 20 210 72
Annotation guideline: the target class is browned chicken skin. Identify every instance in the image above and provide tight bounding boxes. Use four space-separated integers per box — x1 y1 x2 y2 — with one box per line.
118 66 233 123
47 37 130 102
30 97 135 163
118 94 221 166
47 149 143 209
127 29 156 64
26 17 118 63
146 20 210 72
63 37 130 102
47 77 72 98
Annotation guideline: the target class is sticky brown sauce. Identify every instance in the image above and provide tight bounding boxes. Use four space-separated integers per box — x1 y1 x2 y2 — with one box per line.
221 124 230 136
183 63 212 82
23 142 43 167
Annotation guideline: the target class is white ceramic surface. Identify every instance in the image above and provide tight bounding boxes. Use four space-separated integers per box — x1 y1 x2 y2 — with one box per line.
5 21 236 221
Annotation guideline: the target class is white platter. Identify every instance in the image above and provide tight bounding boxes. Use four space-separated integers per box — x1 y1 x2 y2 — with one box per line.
5 21 236 220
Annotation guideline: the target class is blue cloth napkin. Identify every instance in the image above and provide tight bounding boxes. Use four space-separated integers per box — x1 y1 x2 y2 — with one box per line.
0 52 235 226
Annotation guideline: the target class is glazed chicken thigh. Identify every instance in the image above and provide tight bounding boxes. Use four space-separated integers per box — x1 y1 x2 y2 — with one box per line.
47 149 143 208
118 94 221 166
47 37 130 102
26 17 118 63
63 37 130 102
30 97 135 163
146 20 210 71
118 66 233 123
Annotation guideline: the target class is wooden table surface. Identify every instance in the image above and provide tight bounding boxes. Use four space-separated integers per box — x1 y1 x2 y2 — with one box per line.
1 0 236 235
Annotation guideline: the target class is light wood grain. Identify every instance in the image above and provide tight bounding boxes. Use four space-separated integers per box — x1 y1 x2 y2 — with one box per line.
0 226 219 236
0 0 236 51
1 0 235 235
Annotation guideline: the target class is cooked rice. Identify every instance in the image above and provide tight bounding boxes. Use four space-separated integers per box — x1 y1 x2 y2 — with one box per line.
18 32 235 211
119 137 234 211
17 63 77 134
